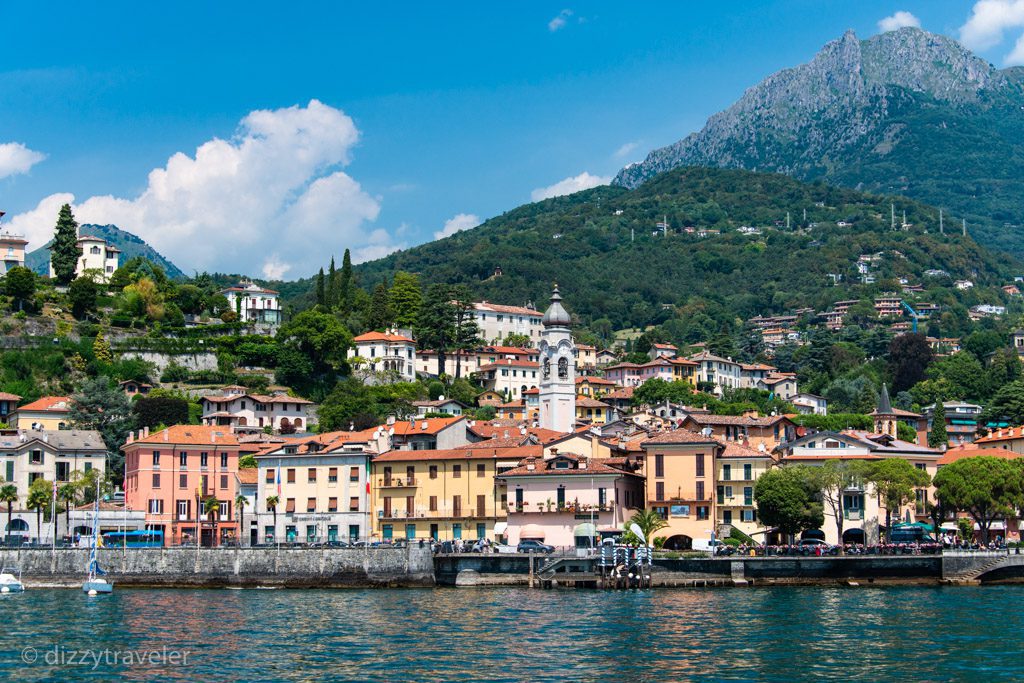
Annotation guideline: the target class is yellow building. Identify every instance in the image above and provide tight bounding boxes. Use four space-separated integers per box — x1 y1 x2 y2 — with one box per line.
575 376 617 399
640 429 724 550
715 441 772 539
576 398 613 425
370 443 541 542
11 396 72 430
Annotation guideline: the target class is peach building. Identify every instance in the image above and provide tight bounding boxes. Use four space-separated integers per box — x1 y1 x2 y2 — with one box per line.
123 425 241 546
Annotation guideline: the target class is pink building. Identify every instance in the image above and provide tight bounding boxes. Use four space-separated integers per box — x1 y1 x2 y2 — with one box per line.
499 450 644 548
602 357 697 388
123 425 241 547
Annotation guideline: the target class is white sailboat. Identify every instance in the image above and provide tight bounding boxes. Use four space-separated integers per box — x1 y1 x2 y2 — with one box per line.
82 480 112 595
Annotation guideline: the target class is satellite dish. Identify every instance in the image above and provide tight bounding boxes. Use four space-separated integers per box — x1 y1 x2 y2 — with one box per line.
629 523 646 545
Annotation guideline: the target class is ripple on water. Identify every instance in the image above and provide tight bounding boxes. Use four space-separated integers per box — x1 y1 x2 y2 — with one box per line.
0 586 1021 682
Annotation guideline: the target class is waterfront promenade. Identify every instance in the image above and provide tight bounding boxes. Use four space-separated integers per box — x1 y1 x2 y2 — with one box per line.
3 546 1019 588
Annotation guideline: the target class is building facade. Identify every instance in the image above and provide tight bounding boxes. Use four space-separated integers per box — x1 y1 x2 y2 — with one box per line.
122 425 241 546
472 302 544 344
11 396 72 430
221 282 281 326
348 331 417 383
200 389 315 433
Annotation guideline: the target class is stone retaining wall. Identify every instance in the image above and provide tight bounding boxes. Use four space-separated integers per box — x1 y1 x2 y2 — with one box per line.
0 547 435 588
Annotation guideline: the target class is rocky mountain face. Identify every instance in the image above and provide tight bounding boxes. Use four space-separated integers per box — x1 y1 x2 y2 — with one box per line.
26 223 184 279
614 28 1024 255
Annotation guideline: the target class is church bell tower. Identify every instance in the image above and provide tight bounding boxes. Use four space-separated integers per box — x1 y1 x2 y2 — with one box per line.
538 285 576 433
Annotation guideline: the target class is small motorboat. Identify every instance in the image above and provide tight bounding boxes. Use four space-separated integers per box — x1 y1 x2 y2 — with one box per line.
82 577 113 595
0 567 25 593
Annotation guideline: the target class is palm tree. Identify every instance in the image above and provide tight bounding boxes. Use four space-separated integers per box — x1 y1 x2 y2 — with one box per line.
628 509 669 546
26 487 50 544
0 484 18 543
203 497 220 547
58 482 79 541
235 494 248 546
266 495 279 543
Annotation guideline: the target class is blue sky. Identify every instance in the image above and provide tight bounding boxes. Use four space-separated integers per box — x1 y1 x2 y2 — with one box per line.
1 2 1020 280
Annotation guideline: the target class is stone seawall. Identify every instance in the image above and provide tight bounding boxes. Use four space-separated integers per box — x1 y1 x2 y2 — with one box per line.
0 547 435 588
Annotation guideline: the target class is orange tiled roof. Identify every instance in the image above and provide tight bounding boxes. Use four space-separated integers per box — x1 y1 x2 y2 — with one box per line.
127 425 239 447
236 468 258 484
389 416 465 436
938 446 1024 466
353 331 414 343
641 428 721 446
18 396 71 413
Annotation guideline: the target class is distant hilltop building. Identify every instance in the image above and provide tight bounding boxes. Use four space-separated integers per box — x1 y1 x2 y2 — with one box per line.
220 281 281 327
48 232 121 283
0 231 27 275
472 300 543 344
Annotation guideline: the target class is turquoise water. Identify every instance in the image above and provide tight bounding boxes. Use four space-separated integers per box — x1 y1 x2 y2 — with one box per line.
0 586 1017 681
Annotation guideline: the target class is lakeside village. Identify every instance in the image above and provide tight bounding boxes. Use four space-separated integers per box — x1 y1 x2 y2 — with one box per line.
4 207 1024 560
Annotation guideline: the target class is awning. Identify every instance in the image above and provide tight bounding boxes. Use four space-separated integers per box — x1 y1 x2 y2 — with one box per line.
520 524 545 539
940 522 960 532
573 523 597 537
974 521 1006 531
493 522 508 536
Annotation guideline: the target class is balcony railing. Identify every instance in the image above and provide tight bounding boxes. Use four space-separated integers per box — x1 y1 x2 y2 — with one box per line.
510 504 612 514
378 477 418 488
844 509 863 521
378 509 492 520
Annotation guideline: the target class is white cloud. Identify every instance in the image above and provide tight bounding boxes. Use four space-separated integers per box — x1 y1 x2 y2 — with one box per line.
878 10 921 32
613 141 641 159
0 142 46 179
531 172 611 202
960 0 1024 50
548 9 572 31
1008 31 1024 63
434 213 480 240
8 100 398 278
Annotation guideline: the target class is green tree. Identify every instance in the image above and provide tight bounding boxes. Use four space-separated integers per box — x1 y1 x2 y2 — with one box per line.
68 275 99 320
326 256 339 310
174 284 206 315
806 460 866 552
238 454 257 469
276 309 351 397
69 376 136 475
980 380 1024 426
627 508 669 545
888 333 934 394
315 268 326 308
203 496 221 547
754 467 824 541
927 352 986 402
58 482 79 538
368 282 391 330
934 456 1024 543
0 483 18 541
265 495 279 543
417 283 456 377
451 285 480 379
4 266 36 311
340 248 353 313
50 203 80 286
133 396 189 429
26 480 51 542
865 458 931 540
92 332 113 364
235 494 248 546
389 272 422 328
503 333 532 348
928 399 949 448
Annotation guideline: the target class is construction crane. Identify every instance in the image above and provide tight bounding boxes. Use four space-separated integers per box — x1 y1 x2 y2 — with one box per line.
901 300 921 333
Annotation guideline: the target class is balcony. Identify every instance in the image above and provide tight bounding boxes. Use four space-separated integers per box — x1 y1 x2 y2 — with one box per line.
378 509 492 520
843 509 863 521
378 477 418 488
511 504 612 514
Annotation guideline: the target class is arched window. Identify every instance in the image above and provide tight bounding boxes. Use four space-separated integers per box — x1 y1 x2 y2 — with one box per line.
6 519 29 532
557 357 569 380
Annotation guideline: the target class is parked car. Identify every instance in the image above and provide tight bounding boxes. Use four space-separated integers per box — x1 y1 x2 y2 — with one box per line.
492 543 517 554
798 538 831 548
517 540 554 554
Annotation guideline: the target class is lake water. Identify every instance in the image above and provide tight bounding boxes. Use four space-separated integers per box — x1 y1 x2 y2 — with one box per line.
0 585 1017 682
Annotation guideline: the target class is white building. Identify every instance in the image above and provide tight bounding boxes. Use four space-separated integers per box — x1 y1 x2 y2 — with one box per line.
200 388 316 433
472 301 544 344
254 430 386 544
791 393 828 415
475 359 540 401
49 234 121 283
538 286 576 433
689 351 743 394
0 429 108 542
221 282 282 326
348 331 417 382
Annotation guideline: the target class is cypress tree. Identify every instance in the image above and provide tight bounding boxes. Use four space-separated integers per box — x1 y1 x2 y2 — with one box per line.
315 268 326 308
340 248 353 313
368 282 390 330
326 256 339 310
928 398 948 448
50 203 80 286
